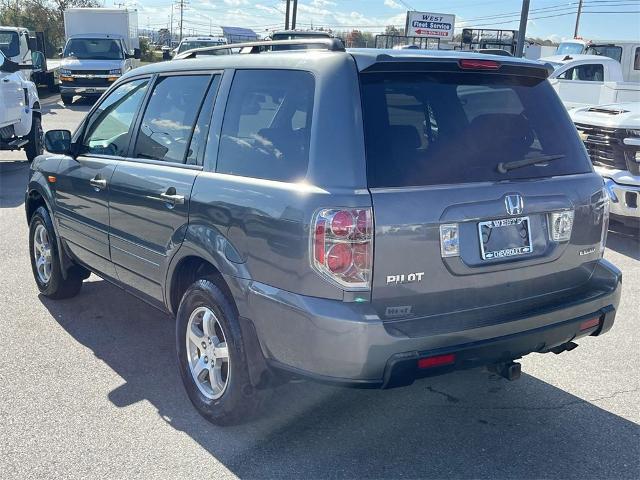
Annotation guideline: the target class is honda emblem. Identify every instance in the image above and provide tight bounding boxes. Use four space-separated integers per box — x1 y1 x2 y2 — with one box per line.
505 194 524 216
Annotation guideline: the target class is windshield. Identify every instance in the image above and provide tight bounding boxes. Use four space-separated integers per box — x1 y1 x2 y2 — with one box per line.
585 45 623 62
556 42 585 55
361 71 592 187
0 31 20 58
178 41 225 53
64 38 124 60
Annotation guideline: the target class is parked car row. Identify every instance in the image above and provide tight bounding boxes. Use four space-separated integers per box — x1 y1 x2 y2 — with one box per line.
26 42 622 425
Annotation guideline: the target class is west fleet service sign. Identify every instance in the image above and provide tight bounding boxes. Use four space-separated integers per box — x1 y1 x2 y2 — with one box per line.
405 11 456 41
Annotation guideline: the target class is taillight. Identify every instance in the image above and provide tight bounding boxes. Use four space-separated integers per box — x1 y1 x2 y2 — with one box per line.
458 59 501 70
311 208 373 290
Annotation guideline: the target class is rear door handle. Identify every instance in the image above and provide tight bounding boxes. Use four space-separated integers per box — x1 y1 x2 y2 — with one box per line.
160 192 185 205
89 177 107 190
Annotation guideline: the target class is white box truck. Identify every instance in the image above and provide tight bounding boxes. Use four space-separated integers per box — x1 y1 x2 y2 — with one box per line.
59 8 140 105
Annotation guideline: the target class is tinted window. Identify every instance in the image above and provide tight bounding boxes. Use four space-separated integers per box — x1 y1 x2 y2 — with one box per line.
217 70 314 182
134 75 212 163
186 75 220 165
558 64 604 81
361 72 592 188
635 48 640 70
83 78 149 157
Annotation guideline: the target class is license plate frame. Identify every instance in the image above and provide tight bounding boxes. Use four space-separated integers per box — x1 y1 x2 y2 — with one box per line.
478 216 533 260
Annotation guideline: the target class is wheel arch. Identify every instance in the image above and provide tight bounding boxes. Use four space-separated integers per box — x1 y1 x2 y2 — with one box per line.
165 223 251 315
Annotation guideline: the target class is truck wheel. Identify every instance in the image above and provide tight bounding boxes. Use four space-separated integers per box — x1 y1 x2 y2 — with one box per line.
176 279 261 425
61 95 73 106
25 116 44 162
29 207 83 299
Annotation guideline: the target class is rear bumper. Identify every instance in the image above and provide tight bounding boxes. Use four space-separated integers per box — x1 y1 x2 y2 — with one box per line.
230 259 621 388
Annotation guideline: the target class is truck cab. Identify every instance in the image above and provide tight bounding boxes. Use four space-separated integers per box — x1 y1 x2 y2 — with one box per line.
60 8 140 105
556 39 640 83
543 54 640 110
0 26 58 90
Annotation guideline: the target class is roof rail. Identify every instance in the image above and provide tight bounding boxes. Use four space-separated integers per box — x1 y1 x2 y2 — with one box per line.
177 38 345 59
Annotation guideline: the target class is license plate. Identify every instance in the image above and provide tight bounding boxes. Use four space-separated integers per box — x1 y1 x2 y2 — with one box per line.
478 216 533 260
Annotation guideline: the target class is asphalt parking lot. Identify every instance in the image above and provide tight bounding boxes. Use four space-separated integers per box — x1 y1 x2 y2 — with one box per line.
1 95 639 480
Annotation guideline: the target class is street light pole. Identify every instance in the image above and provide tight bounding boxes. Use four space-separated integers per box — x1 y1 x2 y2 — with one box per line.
291 0 298 30
285 0 290 30
574 0 584 38
515 0 530 57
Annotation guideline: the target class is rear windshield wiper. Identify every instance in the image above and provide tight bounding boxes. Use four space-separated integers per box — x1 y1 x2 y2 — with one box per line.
497 154 565 174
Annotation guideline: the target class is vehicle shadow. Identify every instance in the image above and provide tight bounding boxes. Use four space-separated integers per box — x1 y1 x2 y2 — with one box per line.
0 160 30 208
40 279 640 479
606 225 639 261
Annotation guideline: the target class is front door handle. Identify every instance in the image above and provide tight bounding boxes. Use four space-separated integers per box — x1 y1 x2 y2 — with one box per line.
89 177 107 190
160 192 185 205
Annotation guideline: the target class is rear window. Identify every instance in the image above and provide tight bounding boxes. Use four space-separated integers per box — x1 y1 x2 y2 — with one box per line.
361 72 592 188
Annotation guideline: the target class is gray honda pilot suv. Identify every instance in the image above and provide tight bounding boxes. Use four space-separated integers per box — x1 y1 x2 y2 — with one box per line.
26 40 622 425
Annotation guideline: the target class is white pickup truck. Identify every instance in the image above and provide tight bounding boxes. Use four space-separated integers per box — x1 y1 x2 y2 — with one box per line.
542 54 640 110
570 102 640 229
0 51 43 161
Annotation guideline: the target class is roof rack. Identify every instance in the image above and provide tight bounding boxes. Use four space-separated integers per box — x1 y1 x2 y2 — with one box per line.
178 38 345 59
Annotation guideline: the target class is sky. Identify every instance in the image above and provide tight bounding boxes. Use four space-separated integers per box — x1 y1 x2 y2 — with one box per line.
123 0 640 42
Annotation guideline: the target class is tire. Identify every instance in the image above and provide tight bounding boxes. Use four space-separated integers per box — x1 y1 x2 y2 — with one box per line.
61 95 73 106
176 279 261 425
25 115 43 162
29 207 83 299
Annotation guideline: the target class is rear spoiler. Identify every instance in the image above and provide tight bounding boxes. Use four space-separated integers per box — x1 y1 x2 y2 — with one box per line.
358 54 554 79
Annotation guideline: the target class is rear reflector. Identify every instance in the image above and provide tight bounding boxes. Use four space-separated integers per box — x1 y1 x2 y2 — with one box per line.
459 59 501 70
418 354 456 369
580 317 601 331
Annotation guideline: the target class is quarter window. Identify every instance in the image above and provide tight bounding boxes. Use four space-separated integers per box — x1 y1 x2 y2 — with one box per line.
134 75 212 163
216 69 314 182
83 78 150 156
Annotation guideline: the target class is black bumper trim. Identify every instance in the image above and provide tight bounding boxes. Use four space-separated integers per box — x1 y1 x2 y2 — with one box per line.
381 306 616 389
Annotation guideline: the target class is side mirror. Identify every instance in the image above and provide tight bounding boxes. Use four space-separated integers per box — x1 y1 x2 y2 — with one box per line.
44 130 73 155
58 47 63 57
134 48 141 59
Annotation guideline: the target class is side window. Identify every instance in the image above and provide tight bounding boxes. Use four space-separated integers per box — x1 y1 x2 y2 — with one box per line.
217 69 315 182
134 75 212 163
186 75 220 165
568 64 604 81
558 67 574 80
635 48 640 70
82 78 149 156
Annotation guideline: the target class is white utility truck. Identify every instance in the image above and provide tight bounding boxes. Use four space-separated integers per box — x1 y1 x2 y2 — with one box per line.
555 39 640 83
0 52 43 161
570 102 640 230
60 8 140 105
0 26 59 91
542 54 640 110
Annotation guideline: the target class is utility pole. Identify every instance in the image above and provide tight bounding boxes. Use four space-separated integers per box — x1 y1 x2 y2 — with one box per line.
170 4 174 45
574 0 583 38
179 0 186 42
291 0 298 30
515 0 530 58
285 0 290 30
